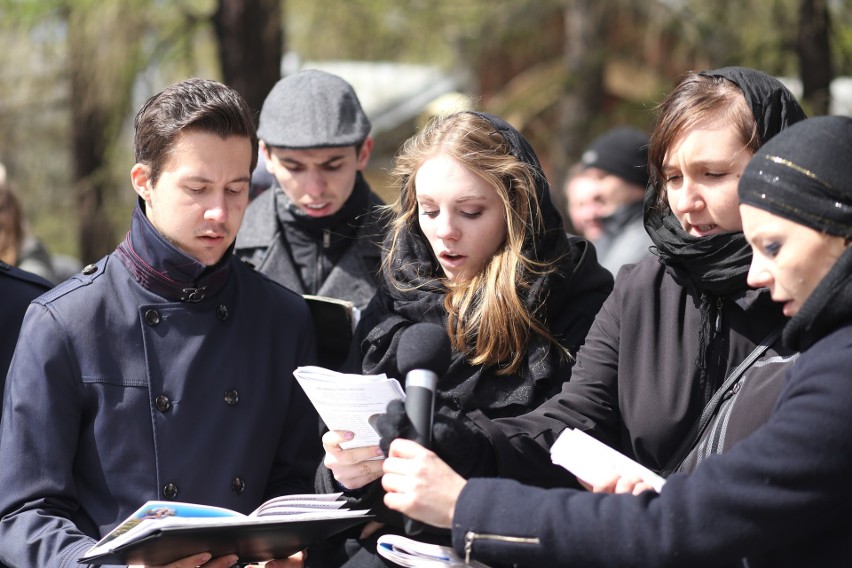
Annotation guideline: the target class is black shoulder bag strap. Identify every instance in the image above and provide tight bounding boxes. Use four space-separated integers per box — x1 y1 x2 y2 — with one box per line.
660 324 784 477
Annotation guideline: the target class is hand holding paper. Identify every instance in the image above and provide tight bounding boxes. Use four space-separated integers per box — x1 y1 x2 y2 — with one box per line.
550 428 666 493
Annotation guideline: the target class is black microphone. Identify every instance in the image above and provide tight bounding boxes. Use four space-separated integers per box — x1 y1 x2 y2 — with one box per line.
396 322 451 536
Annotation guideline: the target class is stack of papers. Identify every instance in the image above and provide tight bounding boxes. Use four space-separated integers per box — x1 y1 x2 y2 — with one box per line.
377 534 492 567
294 366 405 449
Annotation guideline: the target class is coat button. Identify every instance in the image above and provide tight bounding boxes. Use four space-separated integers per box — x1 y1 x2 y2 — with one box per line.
224 390 239 406
216 304 229 321
155 395 171 412
232 477 246 494
144 309 161 326
82 263 97 275
163 483 179 500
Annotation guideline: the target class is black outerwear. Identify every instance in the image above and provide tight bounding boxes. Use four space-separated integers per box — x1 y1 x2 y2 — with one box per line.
308 112 614 567
451 247 852 568
0 206 322 568
486 257 794 484
234 172 384 310
0 261 51 417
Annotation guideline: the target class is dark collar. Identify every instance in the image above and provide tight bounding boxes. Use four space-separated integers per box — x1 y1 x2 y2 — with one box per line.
115 203 231 302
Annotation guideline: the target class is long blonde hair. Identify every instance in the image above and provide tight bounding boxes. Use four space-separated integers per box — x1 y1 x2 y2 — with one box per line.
385 112 564 375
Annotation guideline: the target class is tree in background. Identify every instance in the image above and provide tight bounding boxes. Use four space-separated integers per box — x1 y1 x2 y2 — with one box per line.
798 0 833 115
67 0 151 262
1 0 850 262
213 0 283 115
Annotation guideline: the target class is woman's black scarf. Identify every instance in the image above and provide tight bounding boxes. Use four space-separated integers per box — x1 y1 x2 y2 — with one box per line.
643 66 806 374
360 112 578 418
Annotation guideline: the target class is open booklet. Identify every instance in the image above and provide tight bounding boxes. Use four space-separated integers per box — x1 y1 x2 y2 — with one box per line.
293 366 405 450
550 428 667 492
377 534 492 567
78 493 371 565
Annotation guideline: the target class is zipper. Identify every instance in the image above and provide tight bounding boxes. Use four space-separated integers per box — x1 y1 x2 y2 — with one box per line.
464 531 540 564
311 229 332 295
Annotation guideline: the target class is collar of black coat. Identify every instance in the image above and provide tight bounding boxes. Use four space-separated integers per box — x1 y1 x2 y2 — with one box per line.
785 244 852 351
115 201 231 303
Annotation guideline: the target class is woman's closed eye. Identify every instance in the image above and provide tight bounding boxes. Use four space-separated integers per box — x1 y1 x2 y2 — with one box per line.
763 241 781 258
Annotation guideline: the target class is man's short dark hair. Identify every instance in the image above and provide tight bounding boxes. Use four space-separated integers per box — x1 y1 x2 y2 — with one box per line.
133 78 258 186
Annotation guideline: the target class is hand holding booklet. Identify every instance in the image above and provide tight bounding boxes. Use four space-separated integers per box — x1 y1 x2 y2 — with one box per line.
550 428 667 492
293 366 405 449
78 493 371 565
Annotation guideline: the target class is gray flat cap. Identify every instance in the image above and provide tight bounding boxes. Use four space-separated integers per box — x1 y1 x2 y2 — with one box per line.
257 69 371 148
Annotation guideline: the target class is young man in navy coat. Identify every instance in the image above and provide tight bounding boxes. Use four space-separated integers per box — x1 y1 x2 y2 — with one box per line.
0 79 321 568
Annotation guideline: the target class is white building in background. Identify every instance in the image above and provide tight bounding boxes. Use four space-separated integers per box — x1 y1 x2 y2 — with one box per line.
779 76 852 116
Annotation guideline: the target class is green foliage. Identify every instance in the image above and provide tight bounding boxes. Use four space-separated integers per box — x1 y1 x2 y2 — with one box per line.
1 0 850 261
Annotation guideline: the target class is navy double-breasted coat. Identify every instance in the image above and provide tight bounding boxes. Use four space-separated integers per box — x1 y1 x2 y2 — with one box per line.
0 210 322 568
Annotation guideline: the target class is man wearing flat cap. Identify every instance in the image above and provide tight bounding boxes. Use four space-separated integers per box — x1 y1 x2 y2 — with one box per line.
235 69 384 317
573 126 654 276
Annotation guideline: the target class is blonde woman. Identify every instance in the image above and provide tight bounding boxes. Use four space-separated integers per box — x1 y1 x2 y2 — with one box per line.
305 112 613 567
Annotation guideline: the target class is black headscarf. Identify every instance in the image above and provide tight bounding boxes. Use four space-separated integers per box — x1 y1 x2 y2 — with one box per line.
645 66 807 296
643 67 806 370
739 115 852 350
357 111 594 418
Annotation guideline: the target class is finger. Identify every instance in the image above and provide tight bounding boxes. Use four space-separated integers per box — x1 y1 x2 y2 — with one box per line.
614 475 643 494
329 456 388 490
140 552 213 568
359 521 386 539
266 549 305 568
324 444 383 466
321 430 354 451
587 473 619 493
201 554 240 568
387 438 428 459
632 481 655 495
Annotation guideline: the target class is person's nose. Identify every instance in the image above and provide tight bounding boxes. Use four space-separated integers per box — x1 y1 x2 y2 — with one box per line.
302 169 326 198
674 178 704 214
747 254 772 290
435 213 460 241
204 192 228 224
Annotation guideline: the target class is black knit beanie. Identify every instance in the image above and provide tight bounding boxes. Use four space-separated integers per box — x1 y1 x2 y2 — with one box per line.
739 115 852 238
581 126 650 187
739 115 852 351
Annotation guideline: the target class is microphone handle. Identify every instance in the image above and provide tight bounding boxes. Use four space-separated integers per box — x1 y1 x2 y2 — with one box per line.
404 370 438 535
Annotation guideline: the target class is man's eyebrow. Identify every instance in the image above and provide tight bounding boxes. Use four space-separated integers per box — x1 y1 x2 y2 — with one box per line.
181 174 251 184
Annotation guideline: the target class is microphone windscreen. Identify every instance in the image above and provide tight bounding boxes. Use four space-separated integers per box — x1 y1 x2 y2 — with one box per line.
397 322 451 377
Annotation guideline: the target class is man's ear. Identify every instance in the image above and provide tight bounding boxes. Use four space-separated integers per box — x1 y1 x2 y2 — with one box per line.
259 141 275 173
356 136 374 171
130 164 153 201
